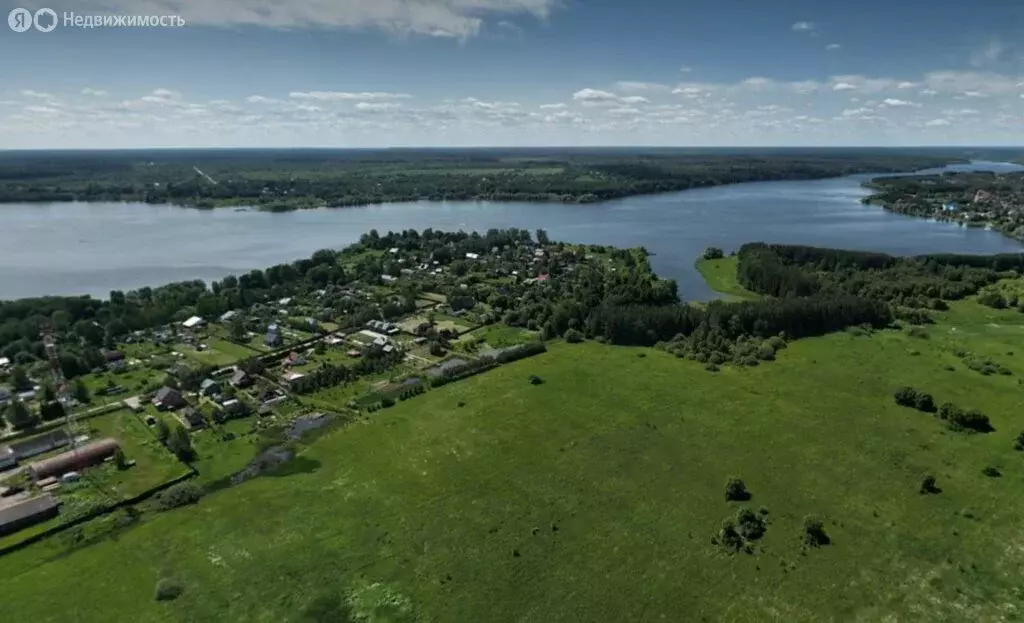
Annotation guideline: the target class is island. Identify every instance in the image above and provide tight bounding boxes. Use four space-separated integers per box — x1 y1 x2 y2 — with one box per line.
863 170 1024 241
2 229 1024 622
0 148 977 211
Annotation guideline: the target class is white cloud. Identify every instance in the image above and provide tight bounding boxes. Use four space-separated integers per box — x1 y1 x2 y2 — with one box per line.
679 65 693 73
962 91 988 98
29 0 564 39
920 89 939 96
538 103 566 109
289 91 411 101
970 40 1007 68
925 118 951 127
880 98 919 108
572 88 619 103
246 95 280 104
897 82 916 89
355 102 402 112
791 21 816 32
572 88 648 107
615 81 670 93
81 88 107 97
20 89 55 99
841 107 873 117
833 82 857 91
922 70 1022 97
825 43 841 51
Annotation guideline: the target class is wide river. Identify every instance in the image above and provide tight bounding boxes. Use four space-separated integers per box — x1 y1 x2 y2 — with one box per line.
2 160 1022 302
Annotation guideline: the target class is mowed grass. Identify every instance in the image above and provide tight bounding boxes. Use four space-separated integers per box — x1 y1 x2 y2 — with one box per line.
696 256 760 300
3 297 1024 621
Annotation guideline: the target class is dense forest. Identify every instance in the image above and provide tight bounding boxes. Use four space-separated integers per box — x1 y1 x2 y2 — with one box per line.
0 149 969 210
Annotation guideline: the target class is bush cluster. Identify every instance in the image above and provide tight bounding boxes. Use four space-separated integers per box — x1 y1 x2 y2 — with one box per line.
155 481 204 511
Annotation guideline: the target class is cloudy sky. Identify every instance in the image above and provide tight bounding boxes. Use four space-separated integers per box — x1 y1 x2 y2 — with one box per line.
1 0 1023 148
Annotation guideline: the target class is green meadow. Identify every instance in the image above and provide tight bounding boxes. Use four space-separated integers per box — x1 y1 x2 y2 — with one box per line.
2 278 1024 620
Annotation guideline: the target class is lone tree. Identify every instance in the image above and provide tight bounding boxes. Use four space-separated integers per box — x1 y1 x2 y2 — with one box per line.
1014 431 1024 451
702 247 724 260
725 477 751 502
113 447 128 471
72 378 90 404
9 365 31 392
920 474 939 494
166 424 195 462
230 317 247 342
802 515 830 548
5 400 38 431
154 418 171 443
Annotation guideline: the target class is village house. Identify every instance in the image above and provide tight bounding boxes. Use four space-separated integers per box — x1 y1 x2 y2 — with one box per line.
153 387 186 411
182 316 205 330
230 368 252 388
177 407 206 430
219 310 238 323
266 323 283 347
199 378 221 397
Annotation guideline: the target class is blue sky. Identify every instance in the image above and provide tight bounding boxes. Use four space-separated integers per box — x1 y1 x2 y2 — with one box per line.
1 0 1022 148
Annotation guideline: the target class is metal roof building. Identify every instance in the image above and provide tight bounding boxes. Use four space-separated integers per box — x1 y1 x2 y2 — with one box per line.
0 494 60 537
26 438 120 482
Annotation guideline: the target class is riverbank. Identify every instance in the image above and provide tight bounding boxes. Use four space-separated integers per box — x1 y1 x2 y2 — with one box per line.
861 165 1024 243
0 150 969 213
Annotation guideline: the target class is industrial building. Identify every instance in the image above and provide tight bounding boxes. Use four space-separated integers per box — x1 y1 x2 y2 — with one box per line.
0 494 60 537
25 438 120 482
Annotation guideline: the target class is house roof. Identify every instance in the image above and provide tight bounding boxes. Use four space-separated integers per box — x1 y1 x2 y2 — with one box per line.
0 357 9 367
0 494 59 530
220 310 237 321
200 379 218 389
182 316 204 328
154 387 182 403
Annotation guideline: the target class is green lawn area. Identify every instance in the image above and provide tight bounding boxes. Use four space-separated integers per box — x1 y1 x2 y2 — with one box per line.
459 324 537 348
3 294 1024 620
82 409 190 498
695 256 760 301
81 367 163 404
173 339 259 367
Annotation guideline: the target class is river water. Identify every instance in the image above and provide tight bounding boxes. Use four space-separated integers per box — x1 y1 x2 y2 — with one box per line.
2 160 1022 302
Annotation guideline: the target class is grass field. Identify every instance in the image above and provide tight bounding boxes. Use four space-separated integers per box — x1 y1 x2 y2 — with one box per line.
696 256 760 301
2 291 1024 620
459 324 537 348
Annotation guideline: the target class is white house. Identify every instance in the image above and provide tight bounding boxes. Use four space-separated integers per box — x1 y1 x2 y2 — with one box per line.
465 252 480 260
182 316 204 329
0 356 10 369
359 329 388 342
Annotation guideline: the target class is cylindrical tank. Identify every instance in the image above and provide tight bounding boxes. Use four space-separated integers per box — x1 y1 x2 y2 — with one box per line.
26 438 120 481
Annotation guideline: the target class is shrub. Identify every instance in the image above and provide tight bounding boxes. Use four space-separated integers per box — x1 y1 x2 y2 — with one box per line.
564 328 584 344
802 515 830 547
725 477 750 502
894 386 918 408
1014 431 1024 451
529 375 544 385
912 392 935 413
982 466 1001 478
380 396 395 408
736 508 766 541
702 247 724 260
154 579 183 602
907 326 929 339
718 519 743 552
155 481 204 511
920 474 939 494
